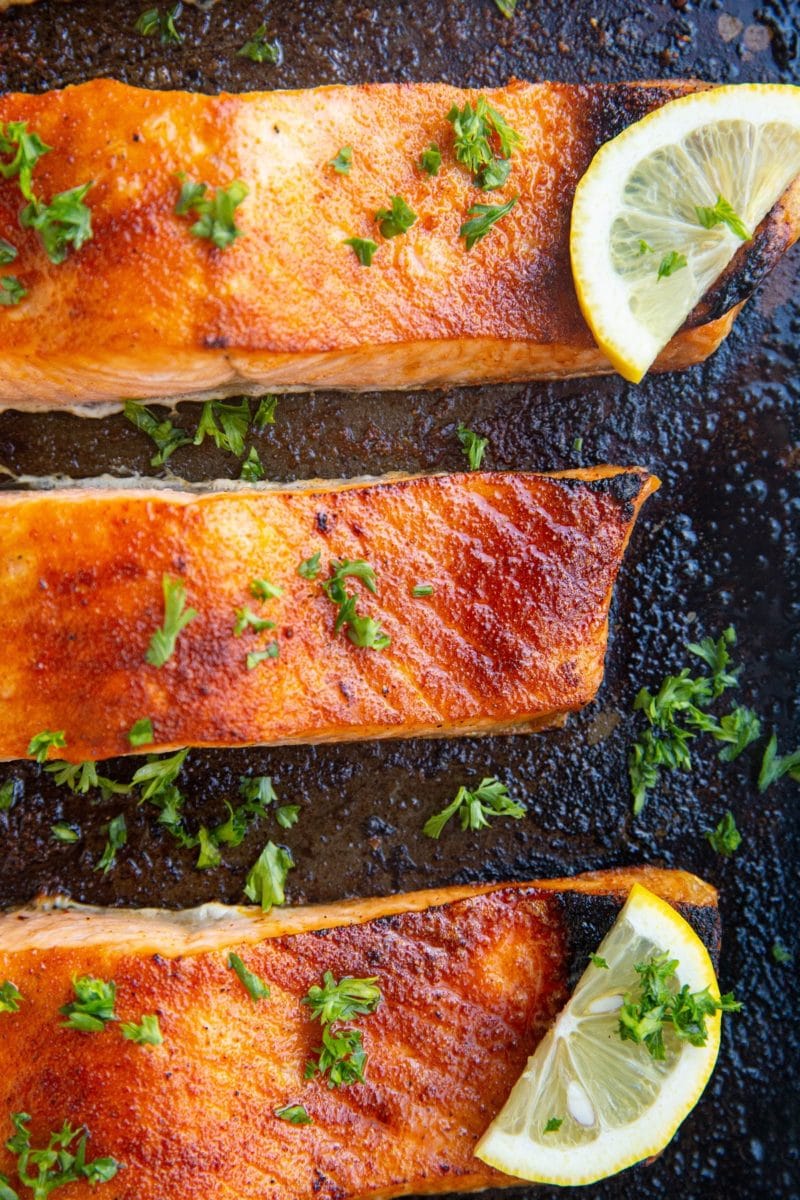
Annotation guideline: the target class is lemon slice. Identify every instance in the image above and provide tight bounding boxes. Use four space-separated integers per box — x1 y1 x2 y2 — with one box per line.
570 84 800 383
475 883 724 1186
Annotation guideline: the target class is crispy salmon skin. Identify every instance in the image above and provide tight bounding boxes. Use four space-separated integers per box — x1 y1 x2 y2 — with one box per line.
0 867 719 1200
0 78 797 407
0 467 657 762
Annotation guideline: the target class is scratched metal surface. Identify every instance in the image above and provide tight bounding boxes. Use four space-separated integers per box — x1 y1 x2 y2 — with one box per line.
0 1 799 1197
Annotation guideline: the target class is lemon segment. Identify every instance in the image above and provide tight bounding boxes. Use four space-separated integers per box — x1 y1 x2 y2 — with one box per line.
474 883 723 1187
570 84 800 383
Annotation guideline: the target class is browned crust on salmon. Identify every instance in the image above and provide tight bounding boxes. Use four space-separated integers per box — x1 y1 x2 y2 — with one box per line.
0 867 718 1200
0 466 658 762
0 79 795 408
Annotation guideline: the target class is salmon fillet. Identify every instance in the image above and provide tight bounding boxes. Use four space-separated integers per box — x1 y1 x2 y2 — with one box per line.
1 78 797 409
0 867 719 1200
0 466 657 762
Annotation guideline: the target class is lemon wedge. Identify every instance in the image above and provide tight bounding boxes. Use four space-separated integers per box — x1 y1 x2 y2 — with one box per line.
570 84 800 383
475 883 728 1187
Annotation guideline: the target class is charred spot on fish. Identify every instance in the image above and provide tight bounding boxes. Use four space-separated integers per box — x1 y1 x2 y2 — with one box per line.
202 334 230 350
132 132 141 143
685 207 792 327
338 680 352 701
316 511 329 533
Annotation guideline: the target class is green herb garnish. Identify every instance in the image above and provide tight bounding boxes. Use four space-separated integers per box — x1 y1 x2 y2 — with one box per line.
656 250 687 281
128 717 154 748
460 196 518 250
412 584 434 597
3 1112 122 1198
0 780 20 811
375 195 417 239
344 236 377 266
145 575 197 667
51 823 80 844
239 775 278 808
276 805 300 829
321 559 390 651
543 1116 562 1133
476 157 511 191
447 97 522 176
695 194 751 242
96 814 127 875
771 940 793 965
195 825 222 869
705 810 741 857
251 578 283 600
254 394 278 428
60 976 117 1033
131 747 189 801
135 4 183 44
20 184 93 266
124 401 191 467
457 422 488 470
589 954 609 969
27 731 66 764
274 1104 312 1125
302 972 382 1025
494 0 518 15
0 121 50 200
329 146 353 175
243 841 294 911
297 550 322 580
44 760 100 794
121 1014 163 1045
247 643 279 670
239 446 265 482
193 398 252 456
175 177 248 250
423 776 524 838
419 143 441 176
0 277 25 307
234 607 276 637
0 240 16 265
0 982 22 1014
619 952 740 1061
237 23 281 64
304 1026 368 1088
638 238 653 255
227 952 270 1002
757 733 800 793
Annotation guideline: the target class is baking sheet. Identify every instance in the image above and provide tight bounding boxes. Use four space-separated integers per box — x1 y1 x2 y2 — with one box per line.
1 2 799 1197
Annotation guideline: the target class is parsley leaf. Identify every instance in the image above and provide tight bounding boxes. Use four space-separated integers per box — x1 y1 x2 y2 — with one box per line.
145 575 197 667
227 952 270 1002
771 940 793 965
375 195 417 239
51 823 80 844
0 779 19 811
175 177 248 250
543 1116 562 1133
758 733 800 793
423 776 525 838
20 183 93 266
250 578 283 600
193 398 251 456
476 156 511 191
3 1112 122 1198
589 953 609 969
321 559 390 651
254 394 278 428
302 972 382 1025
710 705 761 762
96 814 127 875
419 143 441 176
705 810 741 857
239 446 265 482
44 760 101 794
27 731 66 764
344 236 377 266
695 194 751 242
494 0 518 14
0 981 22 1014
638 238 654 255
457 422 488 470
244 841 294 911
237 23 282 64
135 3 183 45
128 717 154 748
276 804 300 829
274 1104 312 1125
121 1014 163 1045
0 121 50 200
412 583 434 597
0 276 26 307
195 825 222 869
0 239 16 265
239 774 278 809
321 559 378 599
686 627 739 697
234 607 276 637
460 196 518 250
329 146 353 175
619 952 741 1060
657 250 687 280
297 550 321 580
305 1026 368 1088
124 400 191 467
131 747 189 801
247 643 279 670
447 97 522 176
60 976 117 1033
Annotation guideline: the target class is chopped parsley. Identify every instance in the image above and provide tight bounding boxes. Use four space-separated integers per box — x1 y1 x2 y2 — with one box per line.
695 194 751 242
375 195 417 239
657 250 687 280
247 643 279 670
423 776 525 838
254 394 278 428
121 1014 163 1046
0 780 19 811
60 976 118 1033
145 575 197 667
251 578 283 600
276 804 300 829
476 156 511 191
96 814 127 875
0 277 25 307
329 146 353 175
344 236 377 266
543 1116 563 1133
589 953 609 969
757 733 800 793
494 0 518 14
456 422 488 470
123 401 191 467
321 559 390 651
771 940 793 965
244 841 294 911
234 607 276 637
228 952 270 1002
27 731 66 764
0 982 22 1014
131 747 189 801
274 1104 312 1125
2 1112 122 1198
709 705 761 761
239 775 278 808
705 810 741 857
0 239 16 265
0 121 50 200
298 550 322 580
237 23 282 64
572 435 584 452
51 823 80 844
44 760 101 794
302 972 382 1025
239 446 265 482
412 584 434 597
135 3 183 45
460 196 518 250
304 1026 368 1088
128 717 154 748
194 398 252 456
619 953 741 1061
175 177 248 250
20 183 93 266
638 238 654 255
419 143 441 176
195 825 221 869
447 97 522 177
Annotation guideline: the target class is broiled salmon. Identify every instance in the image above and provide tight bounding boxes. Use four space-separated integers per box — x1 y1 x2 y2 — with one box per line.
0 78 796 408
0 866 719 1200
0 466 657 763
